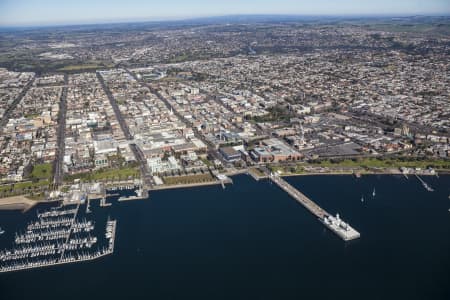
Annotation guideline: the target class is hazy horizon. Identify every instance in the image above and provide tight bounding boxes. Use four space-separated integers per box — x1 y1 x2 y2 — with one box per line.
1 0 449 27
1 13 450 29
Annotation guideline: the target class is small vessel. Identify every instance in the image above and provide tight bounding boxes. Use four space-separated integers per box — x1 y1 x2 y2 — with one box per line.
361 196 364 202
372 188 376 197
0 227 4 235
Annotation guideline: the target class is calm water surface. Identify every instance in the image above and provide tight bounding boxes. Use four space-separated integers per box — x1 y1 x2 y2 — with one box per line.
0 175 449 300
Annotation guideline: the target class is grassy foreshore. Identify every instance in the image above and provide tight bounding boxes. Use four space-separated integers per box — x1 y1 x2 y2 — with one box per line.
64 166 140 183
268 157 450 177
1 159 447 208
309 158 450 170
162 173 215 185
266 167 447 178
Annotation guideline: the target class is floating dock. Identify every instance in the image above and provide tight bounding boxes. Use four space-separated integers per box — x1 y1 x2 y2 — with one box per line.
269 173 360 241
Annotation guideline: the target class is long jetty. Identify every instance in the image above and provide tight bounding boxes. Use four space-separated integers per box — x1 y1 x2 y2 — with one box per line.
269 173 360 241
415 174 434 192
270 174 329 219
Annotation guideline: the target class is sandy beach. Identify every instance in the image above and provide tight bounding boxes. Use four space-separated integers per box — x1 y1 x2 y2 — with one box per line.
0 195 38 212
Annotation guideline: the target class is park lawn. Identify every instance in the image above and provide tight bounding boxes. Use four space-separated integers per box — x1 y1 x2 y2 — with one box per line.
199 157 213 167
168 53 190 63
0 180 51 198
31 163 53 180
163 173 214 185
310 158 450 169
250 167 267 177
25 113 40 119
91 167 140 180
56 59 115 71
64 167 140 182
57 63 104 71
27 193 46 201
269 165 305 175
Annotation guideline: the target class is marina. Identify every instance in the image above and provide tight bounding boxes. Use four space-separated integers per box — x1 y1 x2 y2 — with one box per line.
0 202 117 274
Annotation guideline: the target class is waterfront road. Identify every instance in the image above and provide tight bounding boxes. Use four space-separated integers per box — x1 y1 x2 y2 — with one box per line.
97 72 133 140
97 71 153 189
53 74 68 187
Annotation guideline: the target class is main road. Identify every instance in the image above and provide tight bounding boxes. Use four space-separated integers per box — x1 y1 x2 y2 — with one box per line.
0 75 35 128
123 68 231 167
96 72 153 189
53 74 68 187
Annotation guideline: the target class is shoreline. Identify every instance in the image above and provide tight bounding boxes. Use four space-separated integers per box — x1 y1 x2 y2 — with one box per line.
145 170 445 192
1 171 446 207
150 180 226 191
277 170 448 178
0 195 39 212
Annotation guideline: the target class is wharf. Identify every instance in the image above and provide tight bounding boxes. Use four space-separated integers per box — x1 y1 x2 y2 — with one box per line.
150 180 230 191
270 173 328 219
247 168 269 181
118 195 146 202
415 174 434 192
59 203 80 260
269 173 360 241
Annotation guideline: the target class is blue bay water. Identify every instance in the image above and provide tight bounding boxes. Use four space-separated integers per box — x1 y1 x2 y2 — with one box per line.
0 174 449 300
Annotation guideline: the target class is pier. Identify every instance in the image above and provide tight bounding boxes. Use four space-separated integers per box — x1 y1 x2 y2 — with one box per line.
415 174 434 192
270 173 328 218
118 186 146 202
269 173 360 241
60 204 80 259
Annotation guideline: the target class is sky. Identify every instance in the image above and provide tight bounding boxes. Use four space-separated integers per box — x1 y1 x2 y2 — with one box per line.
0 0 449 26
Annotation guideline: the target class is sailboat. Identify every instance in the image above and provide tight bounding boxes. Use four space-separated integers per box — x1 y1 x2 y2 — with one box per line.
372 188 376 197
